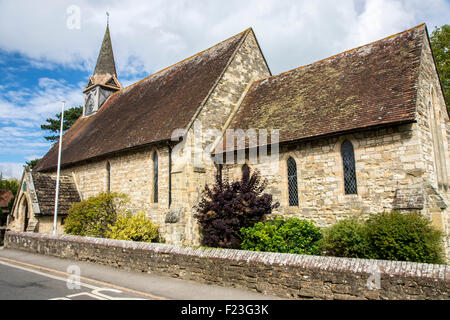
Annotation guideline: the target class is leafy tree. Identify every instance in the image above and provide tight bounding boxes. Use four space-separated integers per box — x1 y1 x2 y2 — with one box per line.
41 106 82 142
430 25 450 110
194 169 279 249
26 158 41 169
0 176 19 225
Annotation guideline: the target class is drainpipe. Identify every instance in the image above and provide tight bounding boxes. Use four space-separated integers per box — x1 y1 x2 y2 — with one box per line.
53 101 65 235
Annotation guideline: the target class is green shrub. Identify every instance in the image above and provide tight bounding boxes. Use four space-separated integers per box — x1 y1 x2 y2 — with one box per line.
64 192 129 238
106 212 160 242
321 218 369 258
365 211 445 264
321 211 445 264
240 218 322 255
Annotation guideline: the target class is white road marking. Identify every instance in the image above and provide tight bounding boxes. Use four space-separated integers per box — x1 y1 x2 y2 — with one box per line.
0 259 148 300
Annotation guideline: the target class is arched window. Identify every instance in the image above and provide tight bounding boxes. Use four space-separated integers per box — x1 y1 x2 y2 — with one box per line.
287 157 299 206
153 152 158 203
341 140 358 195
106 162 111 192
242 164 250 180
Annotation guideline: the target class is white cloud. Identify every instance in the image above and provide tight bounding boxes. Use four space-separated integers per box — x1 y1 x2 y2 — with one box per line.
0 76 81 160
0 162 24 179
0 0 448 77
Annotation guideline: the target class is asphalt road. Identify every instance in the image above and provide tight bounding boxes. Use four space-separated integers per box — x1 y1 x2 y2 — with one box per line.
0 247 279 300
0 261 145 300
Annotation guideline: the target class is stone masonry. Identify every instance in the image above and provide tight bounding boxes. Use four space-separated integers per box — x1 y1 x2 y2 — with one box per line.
5 231 449 300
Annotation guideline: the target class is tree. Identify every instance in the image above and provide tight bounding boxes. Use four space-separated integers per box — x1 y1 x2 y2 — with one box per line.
0 175 20 224
194 169 279 249
26 158 41 169
41 106 82 142
430 25 450 110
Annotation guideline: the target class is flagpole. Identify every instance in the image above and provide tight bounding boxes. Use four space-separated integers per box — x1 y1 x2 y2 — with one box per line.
53 101 65 235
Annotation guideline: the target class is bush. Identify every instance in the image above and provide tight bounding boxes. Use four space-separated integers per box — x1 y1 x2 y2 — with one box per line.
64 192 129 238
365 211 445 264
321 211 445 264
194 170 279 249
240 218 322 255
106 212 160 242
321 218 369 258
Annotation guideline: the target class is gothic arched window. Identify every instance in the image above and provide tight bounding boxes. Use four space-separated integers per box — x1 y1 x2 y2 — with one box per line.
106 162 111 192
287 157 299 206
153 152 158 203
341 140 357 195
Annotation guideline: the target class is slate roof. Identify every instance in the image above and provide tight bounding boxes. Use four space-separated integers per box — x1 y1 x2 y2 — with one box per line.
35 29 250 172
32 172 80 216
216 24 427 153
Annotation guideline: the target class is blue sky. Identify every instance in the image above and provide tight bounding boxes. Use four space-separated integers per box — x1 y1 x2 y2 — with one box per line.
0 0 449 179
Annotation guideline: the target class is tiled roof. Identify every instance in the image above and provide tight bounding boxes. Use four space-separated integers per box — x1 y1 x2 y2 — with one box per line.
32 172 80 216
217 24 426 153
35 29 249 172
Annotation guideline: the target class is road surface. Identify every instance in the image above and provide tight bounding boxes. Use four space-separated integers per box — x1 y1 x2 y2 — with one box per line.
0 247 279 300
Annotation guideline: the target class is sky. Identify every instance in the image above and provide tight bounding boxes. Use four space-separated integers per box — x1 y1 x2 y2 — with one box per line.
0 0 449 179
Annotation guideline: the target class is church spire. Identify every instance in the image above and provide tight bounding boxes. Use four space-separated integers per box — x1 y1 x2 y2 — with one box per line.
83 15 122 117
93 21 117 77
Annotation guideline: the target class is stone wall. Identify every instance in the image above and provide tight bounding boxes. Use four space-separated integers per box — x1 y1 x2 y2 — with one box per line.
224 124 424 225
61 146 184 244
5 231 449 300
414 34 450 257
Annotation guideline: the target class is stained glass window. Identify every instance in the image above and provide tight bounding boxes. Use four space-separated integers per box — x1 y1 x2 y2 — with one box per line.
106 162 111 192
153 152 158 203
287 157 299 206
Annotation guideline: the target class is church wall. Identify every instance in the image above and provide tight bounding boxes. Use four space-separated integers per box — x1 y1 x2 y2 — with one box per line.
195 30 271 143
61 145 181 243
173 29 272 245
222 124 425 227
414 34 450 257
415 33 450 192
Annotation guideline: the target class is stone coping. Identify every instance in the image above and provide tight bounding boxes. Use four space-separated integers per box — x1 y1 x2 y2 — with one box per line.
6 231 449 281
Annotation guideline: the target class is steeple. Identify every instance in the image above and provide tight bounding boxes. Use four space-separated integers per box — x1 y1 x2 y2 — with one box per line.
83 16 122 117
93 23 117 77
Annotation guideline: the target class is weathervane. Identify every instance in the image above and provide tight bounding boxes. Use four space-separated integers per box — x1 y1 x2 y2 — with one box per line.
106 12 109 26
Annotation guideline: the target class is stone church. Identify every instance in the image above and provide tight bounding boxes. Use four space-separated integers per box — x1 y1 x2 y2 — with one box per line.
8 23 450 259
